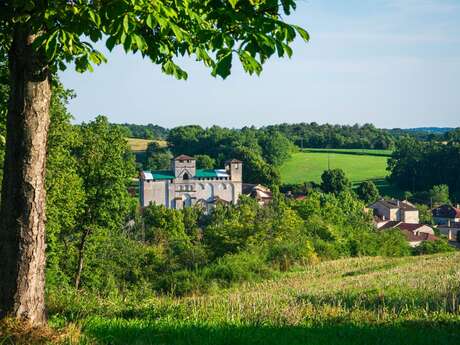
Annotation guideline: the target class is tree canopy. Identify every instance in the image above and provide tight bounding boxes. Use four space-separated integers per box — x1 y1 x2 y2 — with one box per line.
320 169 351 195
1 0 309 79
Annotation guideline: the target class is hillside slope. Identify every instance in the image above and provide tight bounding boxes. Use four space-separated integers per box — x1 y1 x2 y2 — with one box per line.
81 253 460 345
280 151 389 184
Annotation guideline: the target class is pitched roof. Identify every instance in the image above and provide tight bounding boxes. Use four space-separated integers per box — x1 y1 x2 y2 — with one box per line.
225 159 243 164
401 229 437 242
174 154 195 161
370 199 417 211
378 221 401 229
208 196 231 204
432 204 460 218
397 223 426 232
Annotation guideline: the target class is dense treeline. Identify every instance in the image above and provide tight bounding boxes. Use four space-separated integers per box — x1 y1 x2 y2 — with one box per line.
388 127 460 142
115 123 169 139
265 123 396 149
118 122 459 151
388 137 460 202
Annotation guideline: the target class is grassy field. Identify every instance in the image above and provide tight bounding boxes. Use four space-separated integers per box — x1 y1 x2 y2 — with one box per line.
126 138 167 152
303 148 393 157
24 252 457 345
280 151 390 185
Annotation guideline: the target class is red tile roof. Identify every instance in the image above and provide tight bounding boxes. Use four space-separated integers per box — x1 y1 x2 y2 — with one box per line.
378 221 401 229
397 223 425 232
401 230 437 242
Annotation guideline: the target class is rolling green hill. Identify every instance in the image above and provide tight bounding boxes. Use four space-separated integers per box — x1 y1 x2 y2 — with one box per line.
280 150 390 185
67 253 460 345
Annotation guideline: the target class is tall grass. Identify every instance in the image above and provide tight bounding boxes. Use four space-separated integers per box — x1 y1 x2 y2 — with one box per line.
45 253 460 344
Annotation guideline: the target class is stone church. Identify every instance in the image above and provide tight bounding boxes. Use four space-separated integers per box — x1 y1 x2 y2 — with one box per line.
140 155 243 209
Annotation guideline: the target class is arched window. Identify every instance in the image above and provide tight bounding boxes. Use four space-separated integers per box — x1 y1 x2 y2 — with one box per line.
183 172 190 180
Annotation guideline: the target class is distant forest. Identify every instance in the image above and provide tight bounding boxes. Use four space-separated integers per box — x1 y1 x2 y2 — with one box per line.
116 122 458 150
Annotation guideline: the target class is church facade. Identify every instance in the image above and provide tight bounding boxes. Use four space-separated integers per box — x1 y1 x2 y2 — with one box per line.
140 155 243 209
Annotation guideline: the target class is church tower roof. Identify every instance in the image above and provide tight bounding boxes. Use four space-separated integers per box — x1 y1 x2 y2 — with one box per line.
173 154 195 161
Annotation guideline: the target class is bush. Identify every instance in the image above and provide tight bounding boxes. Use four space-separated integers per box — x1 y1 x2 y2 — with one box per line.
377 230 411 257
155 270 206 296
204 251 273 287
413 239 455 255
266 240 317 271
311 239 343 259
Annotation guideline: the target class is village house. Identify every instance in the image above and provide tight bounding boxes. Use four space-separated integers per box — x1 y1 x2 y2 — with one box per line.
378 221 437 247
242 184 273 206
369 199 436 247
139 155 243 209
369 199 419 224
430 204 460 242
432 204 460 225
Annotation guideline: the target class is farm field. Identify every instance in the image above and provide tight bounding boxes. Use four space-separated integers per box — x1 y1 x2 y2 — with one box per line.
126 138 167 152
280 151 390 185
303 148 392 157
37 252 460 345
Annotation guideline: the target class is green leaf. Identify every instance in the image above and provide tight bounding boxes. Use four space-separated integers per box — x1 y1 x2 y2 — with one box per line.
133 34 145 51
293 25 310 42
239 51 262 76
45 30 59 60
123 15 129 33
146 14 156 29
170 23 184 42
161 60 187 80
282 43 293 58
228 0 239 9
212 51 232 79
106 36 117 51
123 35 132 52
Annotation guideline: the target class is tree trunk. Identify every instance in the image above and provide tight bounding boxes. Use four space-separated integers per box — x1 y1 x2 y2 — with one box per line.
0 27 51 325
74 228 90 290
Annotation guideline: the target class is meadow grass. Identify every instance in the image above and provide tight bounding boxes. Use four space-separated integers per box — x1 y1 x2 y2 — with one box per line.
302 148 393 157
280 151 389 185
63 253 460 345
126 138 167 152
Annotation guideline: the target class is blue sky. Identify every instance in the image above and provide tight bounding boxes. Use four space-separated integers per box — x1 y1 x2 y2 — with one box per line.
60 0 460 128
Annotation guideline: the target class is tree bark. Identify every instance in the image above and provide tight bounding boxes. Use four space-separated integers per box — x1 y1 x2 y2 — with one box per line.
74 228 90 290
0 26 51 325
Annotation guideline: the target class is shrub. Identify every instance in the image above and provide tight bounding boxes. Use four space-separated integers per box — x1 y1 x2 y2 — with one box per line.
155 270 205 296
377 230 411 257
204 251 273 287
266 240 317 271
311 239 343 259
413 239 455 255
